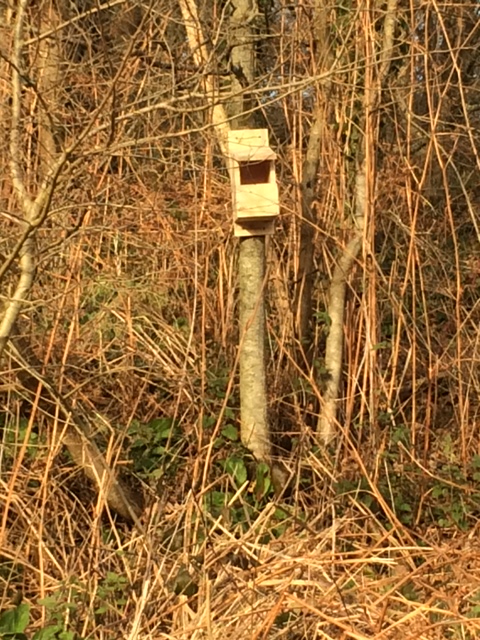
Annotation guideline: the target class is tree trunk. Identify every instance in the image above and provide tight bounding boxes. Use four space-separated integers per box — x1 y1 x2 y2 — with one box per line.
179 0 277 479
228 0 271 465
238 236 270 459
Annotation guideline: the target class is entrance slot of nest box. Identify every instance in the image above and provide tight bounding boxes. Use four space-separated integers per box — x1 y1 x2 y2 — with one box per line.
239 160 271 185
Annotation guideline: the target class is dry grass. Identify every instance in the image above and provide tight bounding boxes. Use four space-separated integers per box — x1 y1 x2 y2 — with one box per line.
2 0 480 637
3 454 480 639
2 162 480 638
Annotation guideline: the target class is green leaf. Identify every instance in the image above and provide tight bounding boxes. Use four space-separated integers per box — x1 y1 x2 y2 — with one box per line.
32 625 63 640
225 456 247 487
221 424 239 442
202 415 216 429
0 604 30 634
467 604 480 618
150 418 174 440
153 445 166 455
432 485 446 499
37 597 58 610
314 310 331 327
254 463 271 502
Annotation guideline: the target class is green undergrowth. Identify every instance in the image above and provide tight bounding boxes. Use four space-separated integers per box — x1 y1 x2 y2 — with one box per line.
128 410 291 540
3 405 479 536
334 425 480 532
0 571 131 640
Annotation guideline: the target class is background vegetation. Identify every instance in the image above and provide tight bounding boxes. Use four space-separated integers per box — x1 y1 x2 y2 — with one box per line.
1 0 480 637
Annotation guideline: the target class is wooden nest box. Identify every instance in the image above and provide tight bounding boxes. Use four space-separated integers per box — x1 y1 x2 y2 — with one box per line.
227 129 279 237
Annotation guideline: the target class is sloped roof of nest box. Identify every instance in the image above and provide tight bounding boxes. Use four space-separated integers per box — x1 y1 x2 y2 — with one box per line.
228 145 277 162
227 129 276 162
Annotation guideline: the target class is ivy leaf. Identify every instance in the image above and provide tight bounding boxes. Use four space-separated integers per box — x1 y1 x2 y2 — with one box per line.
221 424 239 441
0 604 30 634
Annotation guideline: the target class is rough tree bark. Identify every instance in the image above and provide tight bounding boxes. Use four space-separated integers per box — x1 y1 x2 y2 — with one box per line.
36 1 61 179
0 0 69 360
238 236 270 461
